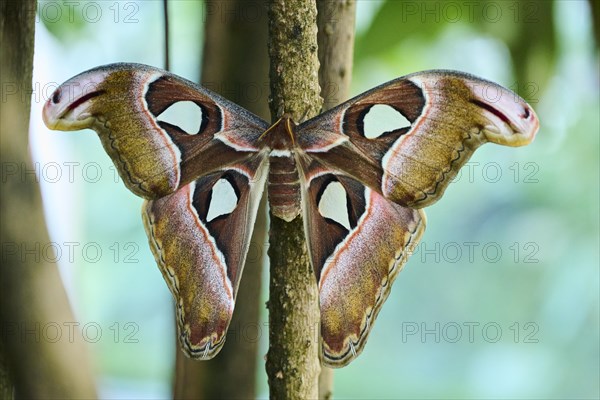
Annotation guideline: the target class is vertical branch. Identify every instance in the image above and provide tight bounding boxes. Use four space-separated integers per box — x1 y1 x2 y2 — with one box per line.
591 0 600 47
268 0 323 121
163 0 170 71
266 0 323 398
316 1 356 398
173 1 270 399
0 0 96 397
317 0 355 110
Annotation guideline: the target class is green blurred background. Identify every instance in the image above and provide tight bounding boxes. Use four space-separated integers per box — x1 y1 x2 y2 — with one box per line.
30 0 598 398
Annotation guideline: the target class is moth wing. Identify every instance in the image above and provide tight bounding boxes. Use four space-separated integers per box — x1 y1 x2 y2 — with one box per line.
43 63 268 199
297 70 538 208
142 155 268 359
301 168 425 367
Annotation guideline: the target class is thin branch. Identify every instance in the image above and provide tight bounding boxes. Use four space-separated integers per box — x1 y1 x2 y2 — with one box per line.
267 0 323 121
266 0 323 398
163 0 170 71
317 0 356 110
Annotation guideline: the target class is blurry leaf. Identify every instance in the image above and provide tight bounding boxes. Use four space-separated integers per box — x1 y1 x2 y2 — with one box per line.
475 0 557 102
355 0 446 59
355 0 557 102
38 1 88 41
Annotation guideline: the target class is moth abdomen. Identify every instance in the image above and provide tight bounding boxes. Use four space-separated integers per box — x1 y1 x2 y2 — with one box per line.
267 154 302 222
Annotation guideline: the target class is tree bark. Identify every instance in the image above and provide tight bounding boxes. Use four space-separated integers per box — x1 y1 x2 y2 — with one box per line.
0 1 97 398
317 0 356 110
265 0 323 398
0 342 13 399
315 1 356 398
173 1 270 398
201 0 271 118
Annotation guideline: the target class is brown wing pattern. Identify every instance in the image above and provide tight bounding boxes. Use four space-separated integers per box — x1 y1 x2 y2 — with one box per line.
302 170 425 367
297 70 537 367
142 155 268 359
297 70 538 208
43 63 268 199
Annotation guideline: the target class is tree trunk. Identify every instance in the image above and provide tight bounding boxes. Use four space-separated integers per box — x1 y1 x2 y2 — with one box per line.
265 0 323 398
317 0 356 110
173 1 270 398
0 1 97 398
316 1 356 397
0 342 13 399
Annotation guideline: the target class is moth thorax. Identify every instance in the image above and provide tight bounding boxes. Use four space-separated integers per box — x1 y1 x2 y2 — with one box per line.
267 154 301 221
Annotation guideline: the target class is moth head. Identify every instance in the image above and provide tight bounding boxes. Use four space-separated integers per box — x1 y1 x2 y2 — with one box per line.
466 80 539 147
258 113 298 149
